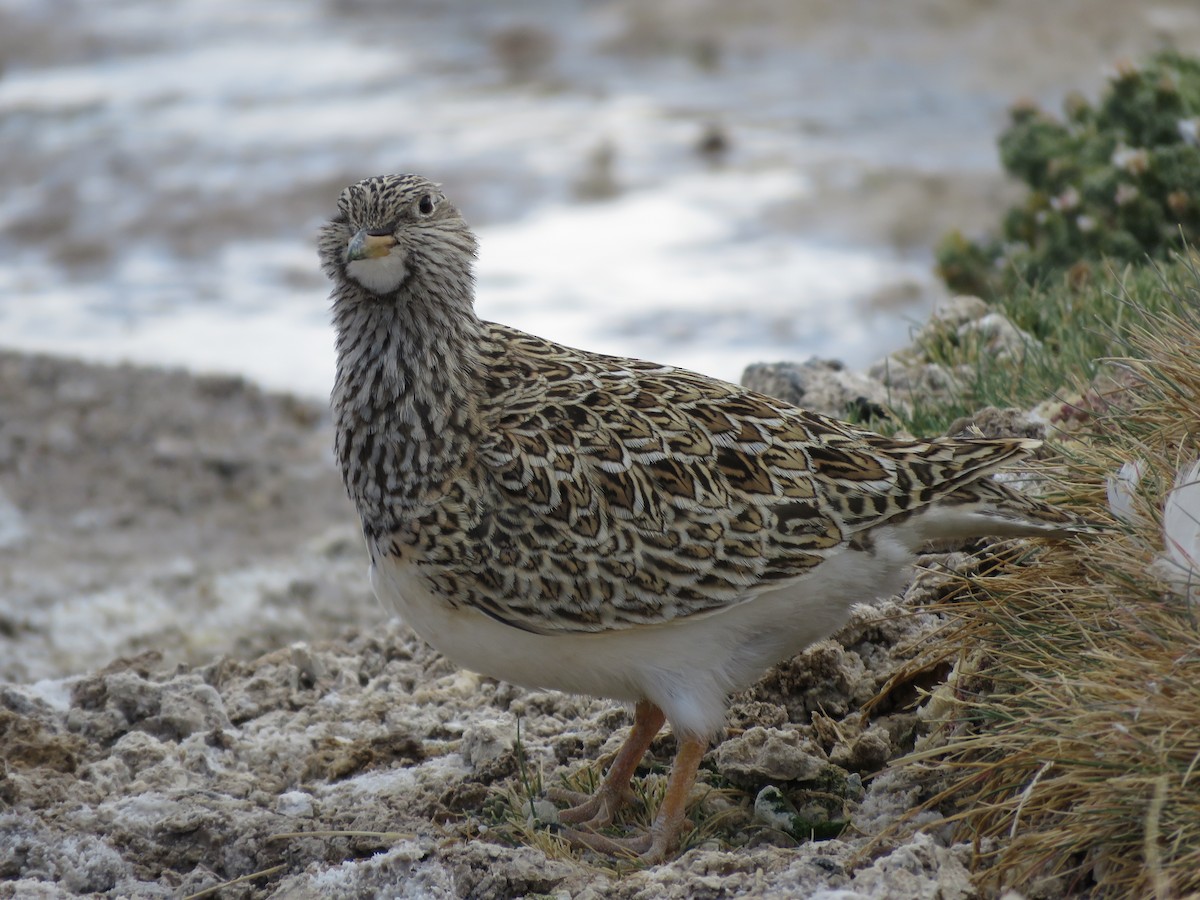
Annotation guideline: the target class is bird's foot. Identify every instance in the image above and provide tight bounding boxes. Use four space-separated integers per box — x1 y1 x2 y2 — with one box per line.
557 818 692 865
544 700 666 830
554 735 708 865
545 782 639 829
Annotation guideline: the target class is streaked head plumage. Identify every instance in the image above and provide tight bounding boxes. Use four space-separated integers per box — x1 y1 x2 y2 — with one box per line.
320 173 476 297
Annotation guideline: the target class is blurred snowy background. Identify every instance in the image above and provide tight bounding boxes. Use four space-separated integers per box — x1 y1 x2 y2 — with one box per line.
2 0 1199 396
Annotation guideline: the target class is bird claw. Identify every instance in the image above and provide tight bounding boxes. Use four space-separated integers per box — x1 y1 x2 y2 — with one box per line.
545 732 706 865
556 820 690 865
557 824 657 862
545 781 672 863
543 785 593 812
545 783 639 828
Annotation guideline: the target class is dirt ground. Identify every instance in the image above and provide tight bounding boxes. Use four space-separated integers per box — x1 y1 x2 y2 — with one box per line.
0 352 369 684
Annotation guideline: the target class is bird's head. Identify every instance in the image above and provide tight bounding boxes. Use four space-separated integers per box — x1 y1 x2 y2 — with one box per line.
319 174 478 299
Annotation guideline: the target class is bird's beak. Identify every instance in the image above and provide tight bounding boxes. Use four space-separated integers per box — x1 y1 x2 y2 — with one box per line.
346 229 397 261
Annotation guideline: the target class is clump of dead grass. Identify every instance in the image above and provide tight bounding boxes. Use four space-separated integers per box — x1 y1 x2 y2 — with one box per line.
912 296 1200 896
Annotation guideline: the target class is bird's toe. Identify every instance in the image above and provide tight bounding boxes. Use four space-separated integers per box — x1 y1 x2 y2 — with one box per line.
557 819 686 865
546 783 638 828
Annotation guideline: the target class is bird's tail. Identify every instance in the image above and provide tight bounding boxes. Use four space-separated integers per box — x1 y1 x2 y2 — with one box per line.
912 475 1095 544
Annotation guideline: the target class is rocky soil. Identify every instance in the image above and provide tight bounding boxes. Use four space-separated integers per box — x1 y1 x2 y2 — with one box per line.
0 297 1061 898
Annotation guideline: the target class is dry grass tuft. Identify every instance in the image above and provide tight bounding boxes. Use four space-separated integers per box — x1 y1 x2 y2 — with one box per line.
488 740 747 872
910 294 1200 897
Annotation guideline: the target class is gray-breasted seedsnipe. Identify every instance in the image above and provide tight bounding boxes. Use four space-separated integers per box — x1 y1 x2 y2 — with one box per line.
320 174 1082 862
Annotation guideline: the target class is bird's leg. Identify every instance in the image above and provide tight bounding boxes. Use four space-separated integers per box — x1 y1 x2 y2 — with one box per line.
563 734 707 864
547 699 665 829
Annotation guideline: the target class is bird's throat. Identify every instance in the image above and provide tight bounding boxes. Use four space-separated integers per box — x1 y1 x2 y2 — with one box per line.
331 285 482 536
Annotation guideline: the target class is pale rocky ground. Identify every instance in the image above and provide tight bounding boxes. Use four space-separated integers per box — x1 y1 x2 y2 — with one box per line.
0 300 1072 899
3 1 1181 894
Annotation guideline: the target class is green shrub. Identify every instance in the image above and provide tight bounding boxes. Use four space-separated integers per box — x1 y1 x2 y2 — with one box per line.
937 52 1200 297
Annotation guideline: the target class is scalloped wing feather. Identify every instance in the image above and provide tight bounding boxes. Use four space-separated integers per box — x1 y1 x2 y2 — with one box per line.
404 324 1048 634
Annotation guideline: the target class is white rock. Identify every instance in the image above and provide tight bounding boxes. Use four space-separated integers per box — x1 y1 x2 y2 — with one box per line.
277 790 315 818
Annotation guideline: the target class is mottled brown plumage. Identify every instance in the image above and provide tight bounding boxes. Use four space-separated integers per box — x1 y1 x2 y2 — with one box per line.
321 173 1081 862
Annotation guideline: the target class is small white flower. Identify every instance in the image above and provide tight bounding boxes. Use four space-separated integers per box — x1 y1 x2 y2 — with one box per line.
1076 214 1096 233
1114 183 1140 207
1111 145 1150 175
1051 186 1081 212
1107 459 1146 525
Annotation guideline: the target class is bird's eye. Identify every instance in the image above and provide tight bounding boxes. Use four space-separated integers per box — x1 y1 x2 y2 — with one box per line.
416 194 436 216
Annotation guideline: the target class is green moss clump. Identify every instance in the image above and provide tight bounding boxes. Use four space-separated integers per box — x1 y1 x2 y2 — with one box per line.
937 52 1200 297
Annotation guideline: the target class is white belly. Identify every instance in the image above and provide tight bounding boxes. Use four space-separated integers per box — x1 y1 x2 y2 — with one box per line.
369 528 914 739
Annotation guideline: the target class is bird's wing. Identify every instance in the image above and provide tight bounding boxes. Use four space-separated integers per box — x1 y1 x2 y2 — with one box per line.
423 324 1033 635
